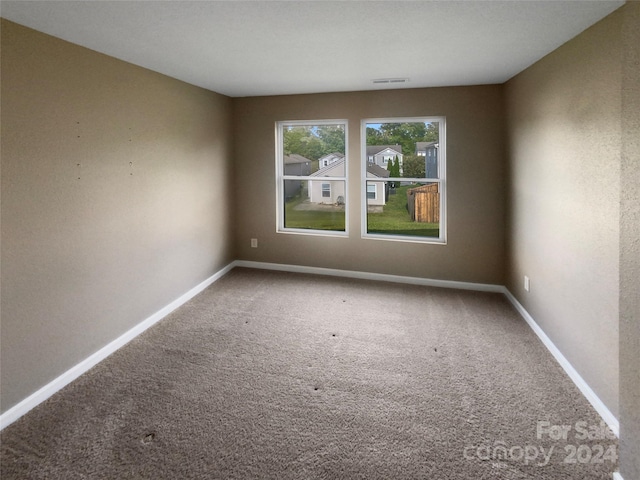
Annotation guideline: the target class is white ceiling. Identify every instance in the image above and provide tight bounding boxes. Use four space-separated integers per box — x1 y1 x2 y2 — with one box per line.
0 0 624 98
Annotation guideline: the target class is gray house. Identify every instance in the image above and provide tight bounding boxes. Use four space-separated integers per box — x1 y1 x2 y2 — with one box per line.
415 141 438 179
366 145 403 173
284 154 312 199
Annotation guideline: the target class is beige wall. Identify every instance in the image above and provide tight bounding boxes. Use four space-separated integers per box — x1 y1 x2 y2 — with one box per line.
0 20 234 413
505 10 624 419
620 2 640 478
234 86 506 284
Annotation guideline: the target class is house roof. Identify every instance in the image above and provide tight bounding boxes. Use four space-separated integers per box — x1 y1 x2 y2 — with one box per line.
310 158 345 177
415 141 438 152
366 164 390 178
366 145 403 156
284 154 311 164
310 158 390 179
318 152 345 161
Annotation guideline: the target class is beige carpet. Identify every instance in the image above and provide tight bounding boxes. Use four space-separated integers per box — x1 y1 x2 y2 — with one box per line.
1 268 617 479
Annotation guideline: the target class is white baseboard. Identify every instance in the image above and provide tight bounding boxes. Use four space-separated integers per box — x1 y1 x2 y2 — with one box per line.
0 262 235 431
2 259 620 444
233 260 505 293
612 472 624 480
502 289 619 437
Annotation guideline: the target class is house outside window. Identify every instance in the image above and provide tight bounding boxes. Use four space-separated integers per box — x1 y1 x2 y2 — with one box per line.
276 120 348 235
366 145 403 173
283 154 312 200
362 117 446 244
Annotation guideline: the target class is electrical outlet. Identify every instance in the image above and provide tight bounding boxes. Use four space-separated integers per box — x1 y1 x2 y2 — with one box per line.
251 238 258 248
524 275 530 292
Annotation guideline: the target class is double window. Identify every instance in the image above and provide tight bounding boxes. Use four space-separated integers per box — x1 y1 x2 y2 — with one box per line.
276 117 446 243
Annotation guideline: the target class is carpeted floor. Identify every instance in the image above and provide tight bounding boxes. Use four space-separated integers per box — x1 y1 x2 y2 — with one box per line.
1 268 617 479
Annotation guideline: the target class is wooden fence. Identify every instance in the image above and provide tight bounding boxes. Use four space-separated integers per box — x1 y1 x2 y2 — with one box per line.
407 183 439 223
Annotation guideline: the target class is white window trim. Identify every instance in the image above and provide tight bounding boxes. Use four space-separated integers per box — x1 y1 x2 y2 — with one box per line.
275 119 349 237
361 116 447 245
321 183 331 198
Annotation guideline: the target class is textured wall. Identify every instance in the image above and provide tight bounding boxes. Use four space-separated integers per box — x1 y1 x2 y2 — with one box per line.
619 2 640 478
505 11 623 417
233 86 506 285
0 20 234 412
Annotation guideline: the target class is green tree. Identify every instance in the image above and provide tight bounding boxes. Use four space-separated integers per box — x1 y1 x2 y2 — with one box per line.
402 154 426 178
366 126 384 146
283 126 323 160
385 155 401 188
393 155 400 177
283 126 308 155
367 121 438 156
424 123 439 142
380 123 427 154
316 125 345 156
386 157 396 187
283 125 345 162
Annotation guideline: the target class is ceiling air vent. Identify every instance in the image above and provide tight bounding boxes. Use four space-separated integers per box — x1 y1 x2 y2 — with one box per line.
372 78 410 85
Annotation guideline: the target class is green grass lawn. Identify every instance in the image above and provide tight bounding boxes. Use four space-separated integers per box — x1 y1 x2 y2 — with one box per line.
367 184 439 237
284 198 345 231
283 184 438 237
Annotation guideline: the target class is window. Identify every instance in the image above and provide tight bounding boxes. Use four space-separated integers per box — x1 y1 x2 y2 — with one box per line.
276 120 348 235
362 117 446 244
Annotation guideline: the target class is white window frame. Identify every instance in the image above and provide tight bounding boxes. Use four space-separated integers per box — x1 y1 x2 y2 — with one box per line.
361 116 446 245
321 183 331 198
276 119 348 237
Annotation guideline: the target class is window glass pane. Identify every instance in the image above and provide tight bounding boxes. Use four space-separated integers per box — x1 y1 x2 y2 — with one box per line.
283 124 345 175
283 179 346 232
364 118 444 242
279 121 347 235
365 121 440 179
366 180 440 238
